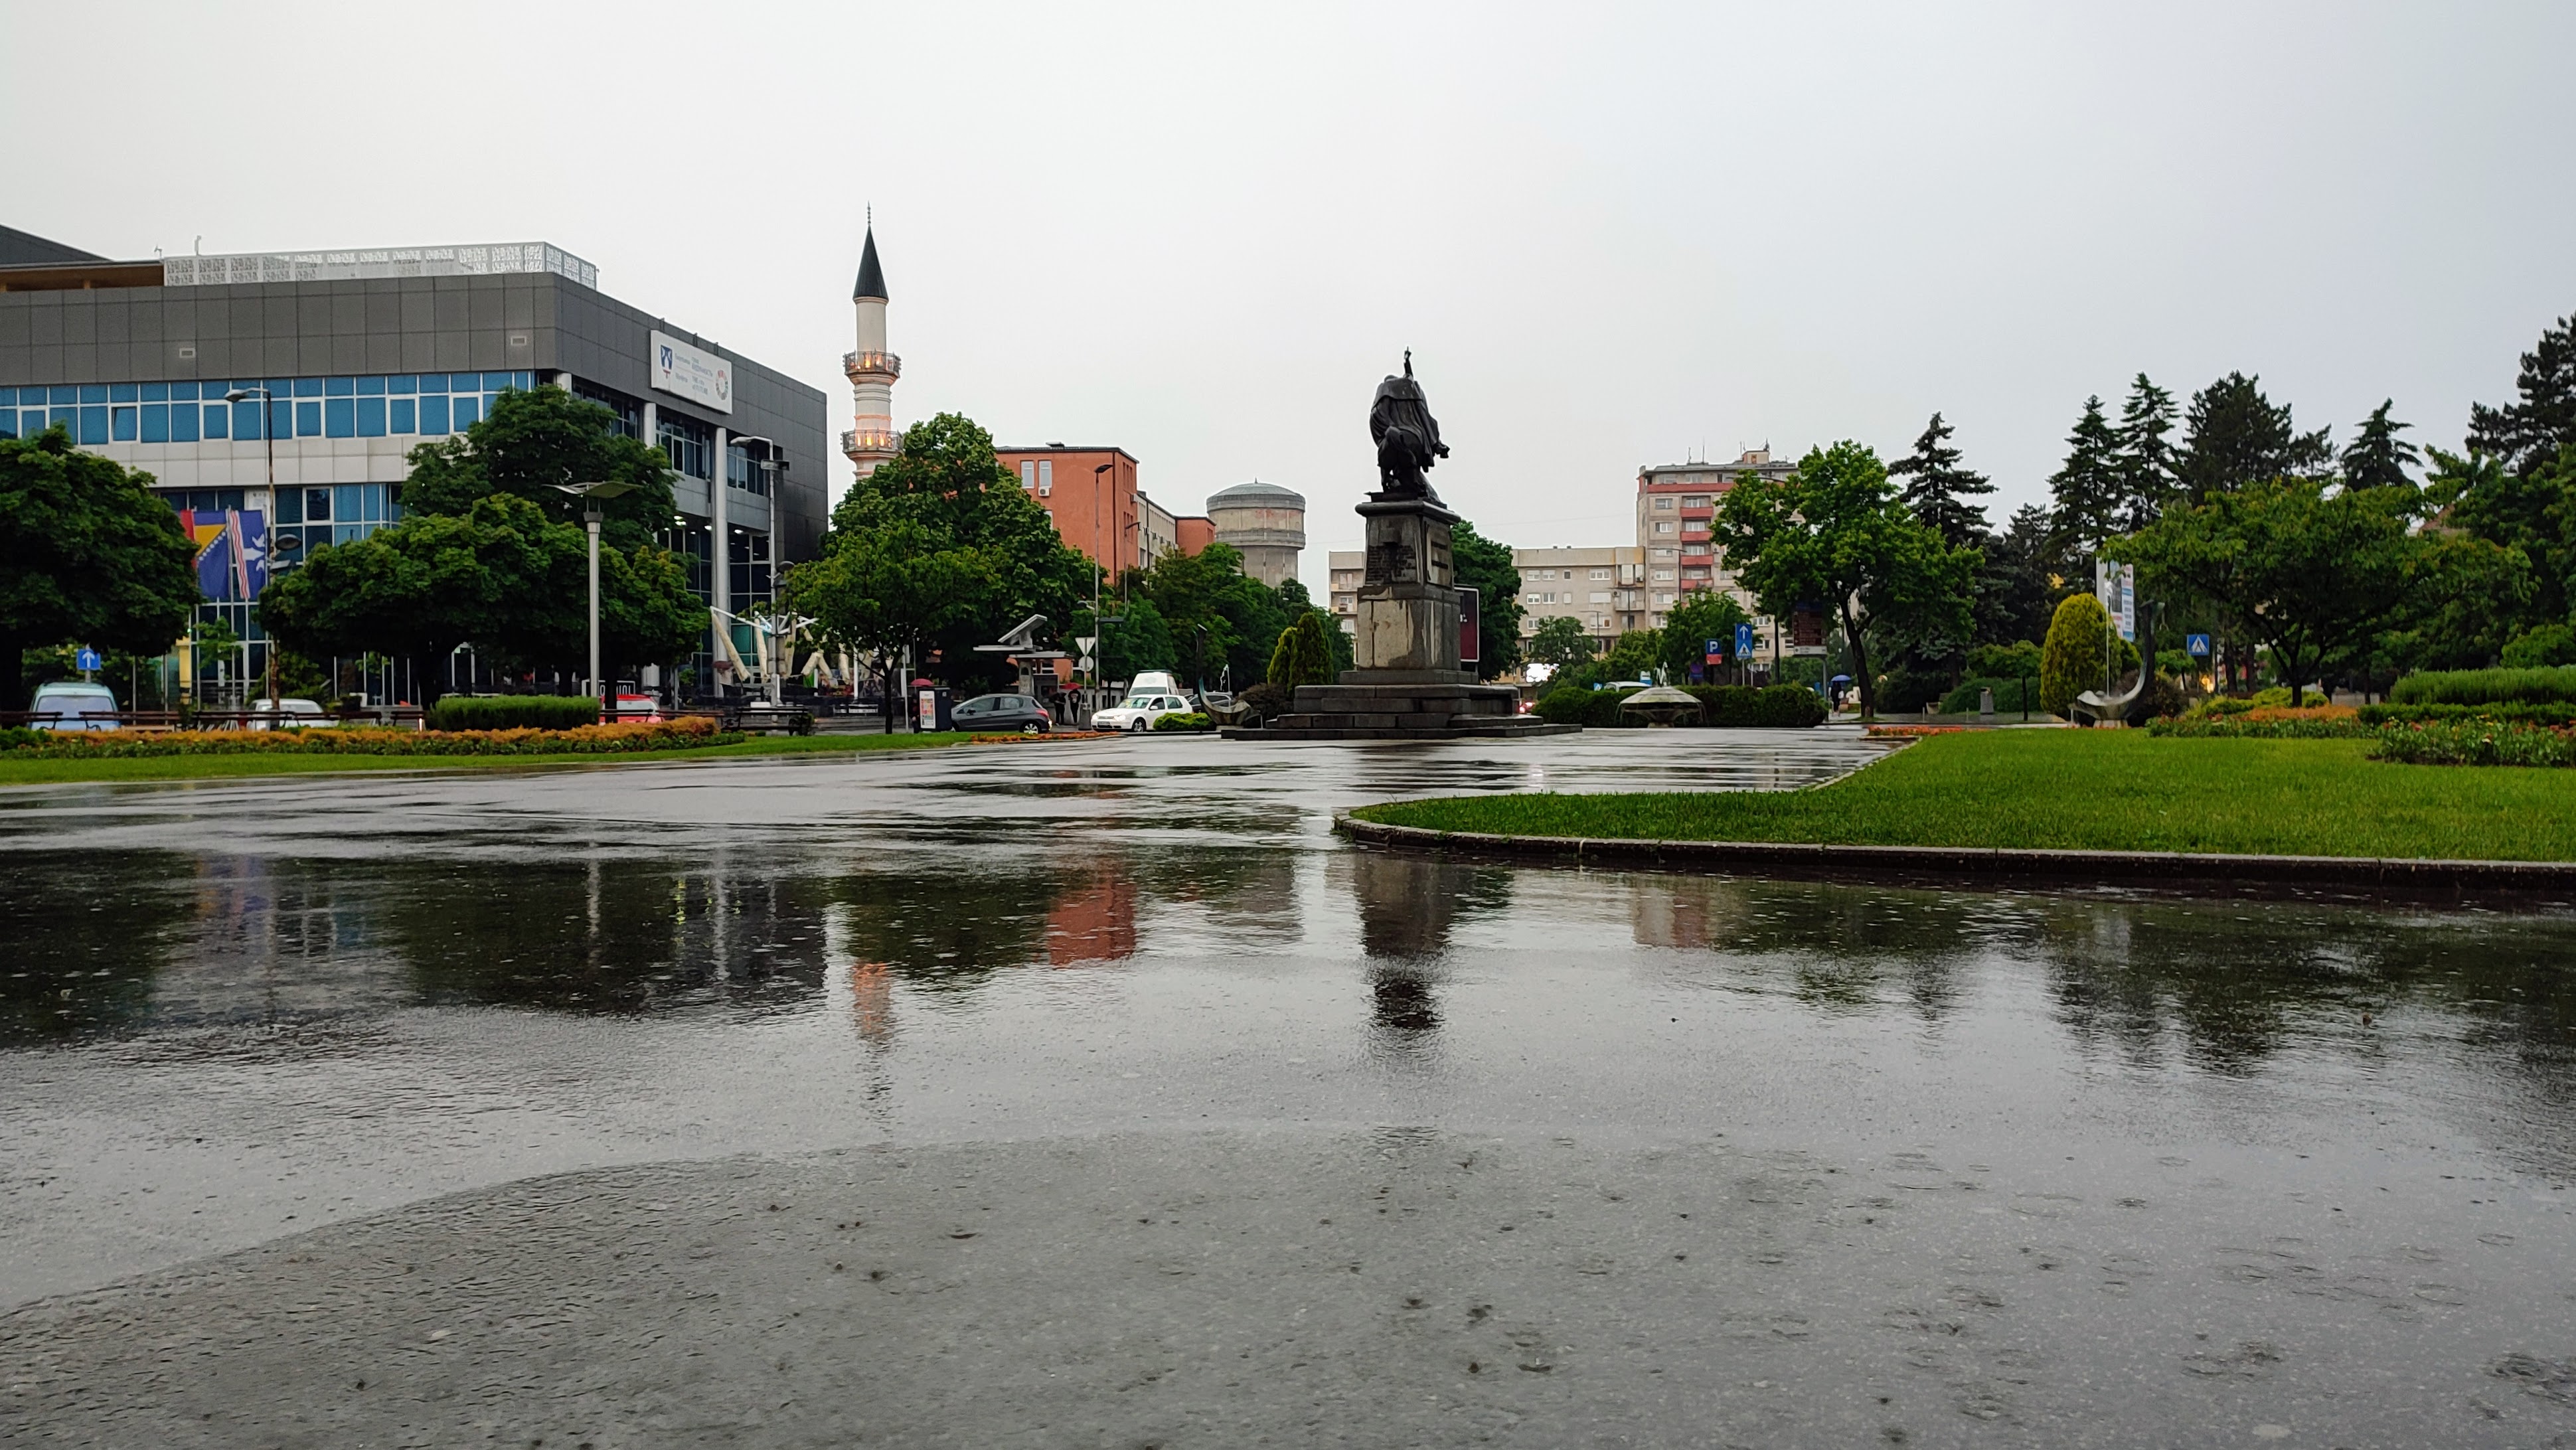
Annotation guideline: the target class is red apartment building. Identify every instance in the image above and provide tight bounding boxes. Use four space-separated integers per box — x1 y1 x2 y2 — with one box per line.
1633 448 1796 626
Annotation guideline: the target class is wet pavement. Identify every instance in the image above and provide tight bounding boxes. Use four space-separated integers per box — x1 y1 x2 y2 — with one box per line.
3 731 2575 1447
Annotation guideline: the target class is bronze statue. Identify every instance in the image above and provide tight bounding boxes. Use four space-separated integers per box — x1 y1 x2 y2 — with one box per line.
1369 351 1449 503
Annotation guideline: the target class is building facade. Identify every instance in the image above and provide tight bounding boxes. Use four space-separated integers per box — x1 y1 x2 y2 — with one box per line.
1513 545 1649 650
1633 447 1795 640
0 229 827 699
1204 480 1305 589
996 445 1148 574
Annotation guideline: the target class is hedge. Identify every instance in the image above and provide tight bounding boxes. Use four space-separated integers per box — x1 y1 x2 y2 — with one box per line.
2370 720 2576 767
0 717 739 758
2357 700 2576 728
426 694 602 732
1935 676 2040 715
1532 683 1826 728
1151 712 1214 732
2389 665 2576 707
2146 712 2375 740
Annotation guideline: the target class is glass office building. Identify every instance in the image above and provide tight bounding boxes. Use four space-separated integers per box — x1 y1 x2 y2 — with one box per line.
0 228 827 702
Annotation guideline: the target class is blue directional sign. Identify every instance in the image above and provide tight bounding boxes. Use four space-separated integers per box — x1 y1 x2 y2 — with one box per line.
2186 633 2212 659
1735 621 1755 657
74 647 101 673
1704 637 1724 663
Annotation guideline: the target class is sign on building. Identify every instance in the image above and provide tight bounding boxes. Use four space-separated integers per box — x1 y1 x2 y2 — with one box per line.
650 330 733 414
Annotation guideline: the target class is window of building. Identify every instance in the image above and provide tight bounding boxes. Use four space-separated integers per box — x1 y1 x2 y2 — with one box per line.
1652 568 1675 581
1654 521 1674 534
1020 460 1036 489
1038 459 1054 495
1589 591 1610 604
659 412 712 479
1589 567 1609 579
1651 548 1676 560
1654 497 1675 510
727 442 772 495
572 380 642 440
1682 495 1709 509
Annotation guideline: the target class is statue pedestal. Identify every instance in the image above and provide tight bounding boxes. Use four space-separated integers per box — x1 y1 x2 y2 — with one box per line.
1225 493 1575 742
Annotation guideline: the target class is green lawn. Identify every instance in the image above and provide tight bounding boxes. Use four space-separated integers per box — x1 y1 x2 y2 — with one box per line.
0 730 981 786
1352 730 2576 862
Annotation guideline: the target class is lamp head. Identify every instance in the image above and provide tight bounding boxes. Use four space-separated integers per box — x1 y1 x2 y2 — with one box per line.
223 388 249 403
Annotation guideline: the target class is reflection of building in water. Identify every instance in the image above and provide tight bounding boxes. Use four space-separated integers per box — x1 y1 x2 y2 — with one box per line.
848 960 896 1045
1627 875 1749 949
1046 868 1137 966
1342 850 1511 1056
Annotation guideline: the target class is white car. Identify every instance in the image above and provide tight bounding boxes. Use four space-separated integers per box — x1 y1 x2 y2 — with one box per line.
28 681 119 730
246 697 330 730
1091 692 1198 733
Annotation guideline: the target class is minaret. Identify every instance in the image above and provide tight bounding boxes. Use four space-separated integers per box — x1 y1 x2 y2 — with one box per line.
841 221 900 474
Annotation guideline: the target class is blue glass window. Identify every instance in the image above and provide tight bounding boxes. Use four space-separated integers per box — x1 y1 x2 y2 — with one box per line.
276 487 301 524
171 402 199 443
453 396 480 430
483 392 501 419
419 394 449 434
24 409 46 436
483 372 513 390
0 388 13 406
389 398 415 434
0 416 13 440
171 381 199 401
202 404 227 440
111 407 137 442
49 386 76 405
418 374 447 393
144 383 169 402
51 406 75 433
325 376 353 396
324 398 353 437
79 384 108 404
110 383 138 403
356 398 384 436
141 404 169 443
80 406 108 444
357 376 385 396
293 377 322 398
390 375 417 394
334 524 362 547
305 488 331 522
517 371 532 390
334 485 362 522
270 399 293 439
295 400 321 437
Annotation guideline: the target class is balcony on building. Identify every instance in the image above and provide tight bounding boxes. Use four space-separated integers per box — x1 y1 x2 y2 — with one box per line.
841 427 900 456
843 350 903 380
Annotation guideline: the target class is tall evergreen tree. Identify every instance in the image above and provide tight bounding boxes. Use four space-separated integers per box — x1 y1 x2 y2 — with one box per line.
2339 400 2420 491
2176 372 2332 500
2047 396 2124 556
2465 313 2576 477
1887 412 1994 551
2110 374 2178 531
1976 504 2066 646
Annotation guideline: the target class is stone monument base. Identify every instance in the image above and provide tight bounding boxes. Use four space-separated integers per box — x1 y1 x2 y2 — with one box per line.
1223 679 1577 741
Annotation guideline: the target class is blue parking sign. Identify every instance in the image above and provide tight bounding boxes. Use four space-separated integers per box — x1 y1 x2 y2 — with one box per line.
1735 621 1754 657
75 647 101 672
2186 633 2211 659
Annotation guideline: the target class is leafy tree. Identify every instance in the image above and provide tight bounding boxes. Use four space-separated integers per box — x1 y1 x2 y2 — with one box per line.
2466 313 2576 477
1447 519 1524 679
0 428 200 710
1078 596 1177 684
2176 372 2331 501
2039 592 2116 718
1978 504 2069 645
2111 477 2427 706
2431 443 2576 632
1599 628 1663 683
1127 541 1287 692
1658 590 1753 682
1888 412 1993 550
795 414 1091 718
1526 615 1595 676
2111 374 2180 532
2048 396 2125 557
2340 400 2419 491
1273 578 1352 677
1266 611 1334 686
400 387 677 550
1714 440 1980 718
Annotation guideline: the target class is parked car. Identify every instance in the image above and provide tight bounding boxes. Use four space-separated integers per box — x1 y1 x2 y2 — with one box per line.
246 697 329 730
607 692 666 721
1091 692 1198 733
1127 671 1187 698
950 692 1053 733
28 681 119 731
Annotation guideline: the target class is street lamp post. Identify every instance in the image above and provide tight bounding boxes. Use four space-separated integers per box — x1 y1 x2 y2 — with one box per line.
222 386 280 710
551 480 636 711
1091 461 1114 722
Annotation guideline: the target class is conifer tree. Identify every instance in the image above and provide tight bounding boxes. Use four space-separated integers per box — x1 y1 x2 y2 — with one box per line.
1888 412 1994 550
2339 400 2419 491
2466 313 2576 477
2111 374 2178 531
2047 396 2124 556
2176 372 2332 500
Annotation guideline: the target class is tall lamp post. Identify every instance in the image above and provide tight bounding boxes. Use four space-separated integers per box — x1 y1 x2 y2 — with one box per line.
551 480 636 710
222 386 280 710
1091 460 1114 721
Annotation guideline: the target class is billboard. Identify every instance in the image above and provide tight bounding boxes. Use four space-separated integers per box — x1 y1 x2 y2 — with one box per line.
2096 560 2136 643
178 509 267 602
651 329 734 414
1457 586 1481 665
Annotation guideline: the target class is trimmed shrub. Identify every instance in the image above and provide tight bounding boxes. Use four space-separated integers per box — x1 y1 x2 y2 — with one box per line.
1875 668 1951 714
0 716 738 758
2040 594 2109 719
2357 700 2576 728
2371 719 2576 767
1937 676 2039 715
2148 707 2372 740
2501 623 2576 669
2389 665 2576 707
426 694 601 732
1267 613 1334 688
1534 685 1615 725
2190 687 2298 718
1151 711 1212 732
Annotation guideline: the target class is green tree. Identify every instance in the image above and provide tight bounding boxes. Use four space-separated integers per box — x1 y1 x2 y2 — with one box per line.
1127 542 1287 692
1079 596 1177 684
2340 400 2419 491
1266 611 1334 686
1888 412 1993 550
1978 503 2071 645
2430 443 2575 640
2111 477 2427 707
2176 372 2332 502
2048 396 2125 557
1714 440 1980 718
1599 628 1663 683
2466 313 2576 478
399 386 678 550
2111 374 2180 531
1526 615 1595 677
1447 519 1524 679
0 428 200 710
2038 592 2116 718
1658 590 1753 682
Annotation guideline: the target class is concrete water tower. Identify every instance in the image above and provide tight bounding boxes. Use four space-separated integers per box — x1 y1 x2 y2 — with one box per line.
1205 480 1305 588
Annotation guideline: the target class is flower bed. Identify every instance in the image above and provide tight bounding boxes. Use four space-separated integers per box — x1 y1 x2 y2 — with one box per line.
0 716 742 758
2369 720 2576 767
2147 707 2374 740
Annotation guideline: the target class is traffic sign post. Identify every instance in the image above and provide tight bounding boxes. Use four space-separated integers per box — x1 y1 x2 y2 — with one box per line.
75 647 101 678
2186 633 2211 659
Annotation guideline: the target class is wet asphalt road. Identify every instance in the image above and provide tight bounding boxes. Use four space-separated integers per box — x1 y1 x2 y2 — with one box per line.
3 731 2575 1447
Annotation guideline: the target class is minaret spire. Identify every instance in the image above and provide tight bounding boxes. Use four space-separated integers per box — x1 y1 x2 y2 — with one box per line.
842 218 900 473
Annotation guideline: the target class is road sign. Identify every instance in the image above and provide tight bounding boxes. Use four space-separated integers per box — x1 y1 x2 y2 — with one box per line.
74 647 101 672
1076 656 1096 672
2186 633 2212 659
1704 637 1724 665
1074 635 1097 653
1735 621 1754 657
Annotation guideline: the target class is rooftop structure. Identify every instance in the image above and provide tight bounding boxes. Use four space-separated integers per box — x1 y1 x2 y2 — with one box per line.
1204 479 1305 588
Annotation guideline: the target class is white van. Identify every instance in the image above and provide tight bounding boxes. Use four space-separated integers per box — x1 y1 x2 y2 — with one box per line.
1127 671 1186 697
29 681 119 731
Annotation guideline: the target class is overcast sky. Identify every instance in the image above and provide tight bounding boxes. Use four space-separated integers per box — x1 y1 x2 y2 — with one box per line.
15 3 2571 597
